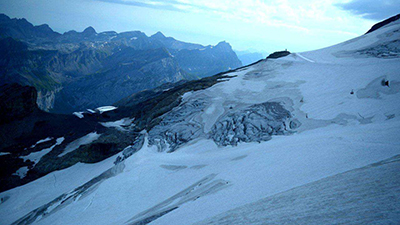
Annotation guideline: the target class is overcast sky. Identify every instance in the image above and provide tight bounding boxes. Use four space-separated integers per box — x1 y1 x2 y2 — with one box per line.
0 0 399 53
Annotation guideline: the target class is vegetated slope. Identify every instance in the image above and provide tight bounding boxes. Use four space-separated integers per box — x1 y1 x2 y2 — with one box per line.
1 16 400 225
0 14 242 113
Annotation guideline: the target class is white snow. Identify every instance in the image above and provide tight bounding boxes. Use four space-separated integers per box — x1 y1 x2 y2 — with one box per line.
294 52 315 63
100 118 134 131
73 112 84 118
23 137 65 165
30 137 53 148
13 166 29 179
58 132 101 157
0 152 10 156
0 155 118 225
96 106 117 114
1 20 400 225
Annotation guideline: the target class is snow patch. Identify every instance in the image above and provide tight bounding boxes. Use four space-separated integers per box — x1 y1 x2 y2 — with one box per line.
23 137 65 165
100 118 134 131
13 167 29 179
73 112 84 119
31 137 53 148
58 133 101 157
96 106 117 114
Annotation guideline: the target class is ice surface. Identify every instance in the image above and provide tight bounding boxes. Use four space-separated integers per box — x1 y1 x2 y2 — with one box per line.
197 155 400 225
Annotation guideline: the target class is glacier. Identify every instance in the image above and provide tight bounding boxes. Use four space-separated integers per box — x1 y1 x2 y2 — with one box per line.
1 16 400 225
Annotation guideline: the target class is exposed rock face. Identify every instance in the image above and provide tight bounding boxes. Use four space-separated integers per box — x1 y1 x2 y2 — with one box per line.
211 102 298 146
173 41 242 78
0 83 140 192
0 83 38 124
36 88 61 112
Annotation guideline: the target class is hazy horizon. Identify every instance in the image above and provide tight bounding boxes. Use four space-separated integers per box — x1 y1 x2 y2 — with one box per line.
0 0 399 53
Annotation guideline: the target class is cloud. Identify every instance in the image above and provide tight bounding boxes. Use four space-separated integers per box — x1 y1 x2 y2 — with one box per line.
95 0 223 13
91 0 371 41
336 0 400 20
95 0 184 12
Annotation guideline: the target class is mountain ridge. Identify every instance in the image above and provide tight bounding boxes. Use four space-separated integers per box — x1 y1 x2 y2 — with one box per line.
0 13 242 113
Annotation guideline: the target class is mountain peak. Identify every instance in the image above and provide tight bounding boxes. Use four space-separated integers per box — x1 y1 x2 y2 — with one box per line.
0 13 10 21
35 24 55 34
215 41 232 51
152 31 166 39
83 26 97 35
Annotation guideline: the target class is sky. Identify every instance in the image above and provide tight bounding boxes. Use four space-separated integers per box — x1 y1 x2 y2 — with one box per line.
0 0 399 53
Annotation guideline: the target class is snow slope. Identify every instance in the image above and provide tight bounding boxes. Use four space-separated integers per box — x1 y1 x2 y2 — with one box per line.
197 155 400 225
1 19 400 225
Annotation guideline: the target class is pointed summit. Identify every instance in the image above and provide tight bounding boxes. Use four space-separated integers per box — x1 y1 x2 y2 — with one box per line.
151 31 166 39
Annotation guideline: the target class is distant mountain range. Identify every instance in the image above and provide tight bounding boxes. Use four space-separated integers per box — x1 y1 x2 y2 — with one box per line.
0 14 242 113
235 50 267 66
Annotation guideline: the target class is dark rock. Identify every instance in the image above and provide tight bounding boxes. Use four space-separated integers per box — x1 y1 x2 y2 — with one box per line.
82 26 97 36
365 14 400 34
381 79 389 87
267 50 291 59
0 83 38 124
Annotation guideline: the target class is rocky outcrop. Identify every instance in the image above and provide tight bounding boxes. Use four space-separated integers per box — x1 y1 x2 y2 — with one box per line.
267 50 291 59
0 83 38 124
36 87 61 112
366 13 400 34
